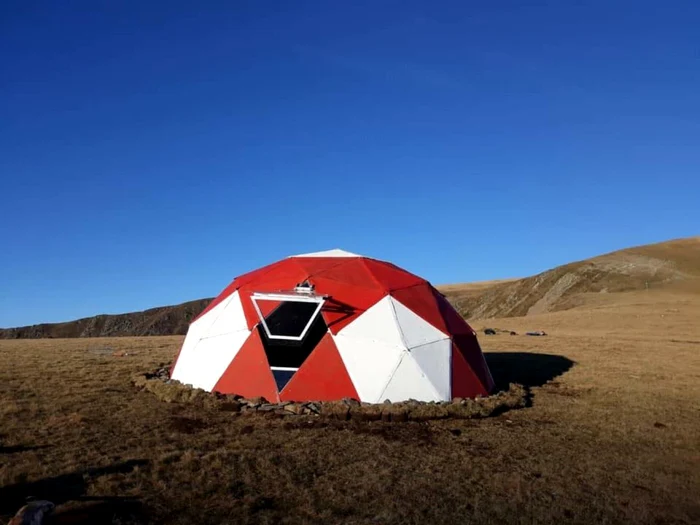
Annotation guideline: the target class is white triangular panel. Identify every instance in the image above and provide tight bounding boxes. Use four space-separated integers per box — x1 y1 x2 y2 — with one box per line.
171 322 206 379
409 338 452 401
332 334 404 403
336 296 405 349
203 291 248 338
379 352 442 402
170 330 250 391
170 297 232 382
189 294 233 336
390 297 449 348
291 248 361 258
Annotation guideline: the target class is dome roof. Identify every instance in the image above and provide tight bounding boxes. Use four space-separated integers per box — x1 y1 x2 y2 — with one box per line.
171 251 494 403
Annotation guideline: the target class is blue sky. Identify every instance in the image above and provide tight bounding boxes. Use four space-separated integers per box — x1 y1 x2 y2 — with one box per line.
1 1 699 327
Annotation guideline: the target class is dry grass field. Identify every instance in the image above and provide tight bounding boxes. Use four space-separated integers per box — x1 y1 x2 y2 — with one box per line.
2 285 700 524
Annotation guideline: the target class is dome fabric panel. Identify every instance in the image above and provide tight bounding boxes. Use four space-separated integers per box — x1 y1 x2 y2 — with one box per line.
390 296 448 348
336 296 405 348
452 333 495 393
408 338 453 401
332 333 405 403
171 330 250 391
205 291 248 338
279 333 359 401
361 259 426 291
451 344 489 399
389 284 452 335
378 352 442 402
213 330 279 402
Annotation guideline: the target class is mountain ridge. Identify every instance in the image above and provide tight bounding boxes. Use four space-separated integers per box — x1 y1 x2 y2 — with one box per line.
2 236 698 339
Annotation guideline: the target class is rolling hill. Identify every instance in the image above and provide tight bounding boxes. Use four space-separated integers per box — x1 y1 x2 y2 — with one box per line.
0 299 211 339
1 236 698 339
447 236 700 319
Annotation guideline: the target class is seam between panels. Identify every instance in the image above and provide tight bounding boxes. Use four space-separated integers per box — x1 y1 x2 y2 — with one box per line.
389 296 450 347
375 348 410 403
193 291 235 334
388 287 450 339
406 335 452 352
405 338 451 401
192 282 240 323
386 296 409 349
327 332 368 401
302 258 351 279
406 345 444 402
198 327 251 342
209 333 251 392
334 332 405 404
358 258 388 291
199 294 247 340
386 279 431 295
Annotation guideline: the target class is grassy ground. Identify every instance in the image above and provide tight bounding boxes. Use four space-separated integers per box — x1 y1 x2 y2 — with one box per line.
1 289 700 524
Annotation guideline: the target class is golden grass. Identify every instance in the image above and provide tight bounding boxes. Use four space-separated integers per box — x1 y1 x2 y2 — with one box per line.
2 289 700 523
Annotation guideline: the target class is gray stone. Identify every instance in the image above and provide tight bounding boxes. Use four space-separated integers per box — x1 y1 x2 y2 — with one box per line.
342 397 361 407
284 403 303 415
305 402 320 414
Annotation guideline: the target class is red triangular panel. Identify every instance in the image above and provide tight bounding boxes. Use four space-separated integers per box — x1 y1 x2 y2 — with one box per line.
242 262 310 291
255 298 282 319
361 259 426 291
312 276 386 334
434 291 474 335
291 257 350 278
313 259 386 291
390 283 450 335
192 260 287 322
451 342 490 399
234 260 286 289
213 330 279 402
280 333 359 401
453 333 495 393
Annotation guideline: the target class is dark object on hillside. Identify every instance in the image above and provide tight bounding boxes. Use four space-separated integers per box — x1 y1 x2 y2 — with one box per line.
526 331 547 336
483 328 517 336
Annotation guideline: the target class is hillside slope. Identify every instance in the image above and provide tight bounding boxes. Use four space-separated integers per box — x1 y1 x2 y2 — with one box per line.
0 299 211 339
2 236 698 338
449 236 700 319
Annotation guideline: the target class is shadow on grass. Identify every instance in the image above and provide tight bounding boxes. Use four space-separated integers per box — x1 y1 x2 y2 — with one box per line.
0 444 50 454
0 459 147 522
485 352 574 393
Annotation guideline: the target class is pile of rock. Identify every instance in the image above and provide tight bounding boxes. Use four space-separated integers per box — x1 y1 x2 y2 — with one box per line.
146 365 171 380
133 366 526 422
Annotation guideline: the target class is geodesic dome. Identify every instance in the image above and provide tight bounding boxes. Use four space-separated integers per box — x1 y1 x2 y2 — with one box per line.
171 249 494 403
